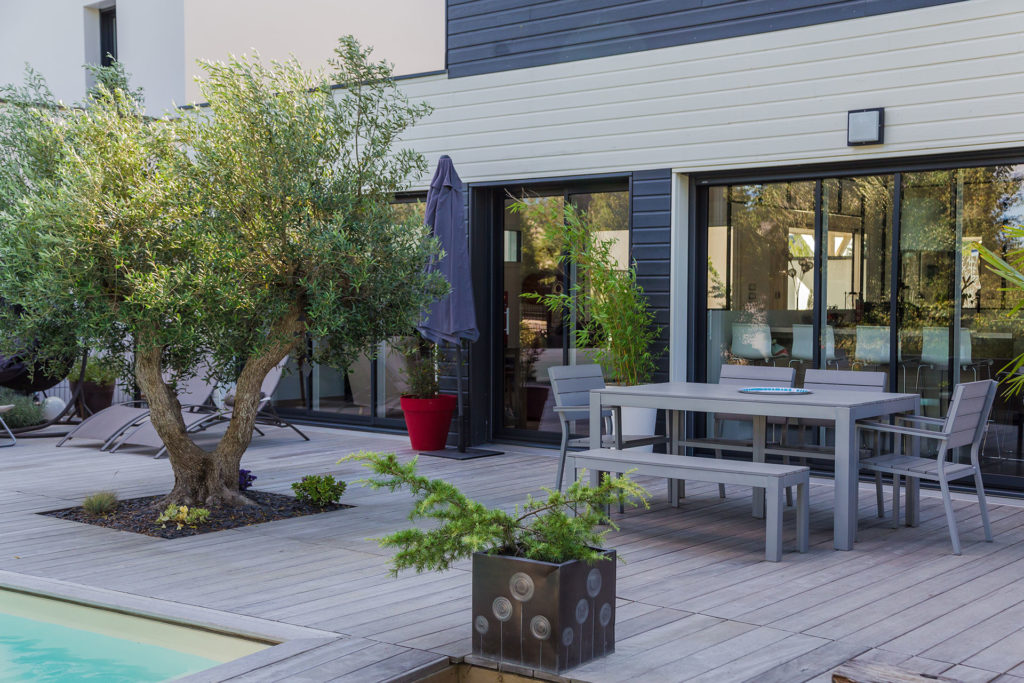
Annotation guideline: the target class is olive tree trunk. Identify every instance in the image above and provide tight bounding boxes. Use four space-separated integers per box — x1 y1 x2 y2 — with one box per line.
134 310 304 507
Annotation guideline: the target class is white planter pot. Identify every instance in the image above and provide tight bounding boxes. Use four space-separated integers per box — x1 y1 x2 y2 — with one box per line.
616 406 657 452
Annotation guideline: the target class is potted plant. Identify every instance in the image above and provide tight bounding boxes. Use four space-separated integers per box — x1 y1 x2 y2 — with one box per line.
513 201 661 442
396 336 457 451
69 356 118 416
346 451 648 674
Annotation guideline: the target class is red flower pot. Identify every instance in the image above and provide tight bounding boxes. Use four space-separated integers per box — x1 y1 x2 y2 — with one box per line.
400 394 457 451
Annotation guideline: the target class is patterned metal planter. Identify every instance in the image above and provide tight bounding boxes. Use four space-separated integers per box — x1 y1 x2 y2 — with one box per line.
471 549 616 674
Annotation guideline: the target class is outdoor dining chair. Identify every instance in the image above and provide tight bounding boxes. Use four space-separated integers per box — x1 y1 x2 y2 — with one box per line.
789 324 839 369
0 404 15 447
857 379 997 555
548 364 664 491
730 323 774 364
705 364 795 498
916 327 993 389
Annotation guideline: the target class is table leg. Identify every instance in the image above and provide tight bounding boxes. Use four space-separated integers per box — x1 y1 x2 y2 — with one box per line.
907 402 922 527
752 415 767 519
589 391 602 450
834 408 856 551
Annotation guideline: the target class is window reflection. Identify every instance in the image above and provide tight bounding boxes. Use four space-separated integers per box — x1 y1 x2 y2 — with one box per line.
703 165 1024 485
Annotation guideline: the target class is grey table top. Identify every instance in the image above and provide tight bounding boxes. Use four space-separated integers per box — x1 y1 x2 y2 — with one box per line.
594 382 919 409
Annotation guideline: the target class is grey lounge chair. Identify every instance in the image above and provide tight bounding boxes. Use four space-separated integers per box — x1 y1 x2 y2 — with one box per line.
57 363 214 449
549 364 664 491
0 405 15 447
129 359 308 458
857 379 997 554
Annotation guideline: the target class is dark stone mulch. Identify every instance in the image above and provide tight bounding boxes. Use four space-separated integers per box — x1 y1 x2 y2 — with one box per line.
41 490 351 539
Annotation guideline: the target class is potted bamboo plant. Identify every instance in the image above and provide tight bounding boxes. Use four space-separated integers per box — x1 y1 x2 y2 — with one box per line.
513 200 661 440
346 451 648 674
396 336 456 451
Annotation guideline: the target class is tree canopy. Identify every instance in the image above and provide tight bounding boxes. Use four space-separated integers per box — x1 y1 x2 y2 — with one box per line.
0 37 446 504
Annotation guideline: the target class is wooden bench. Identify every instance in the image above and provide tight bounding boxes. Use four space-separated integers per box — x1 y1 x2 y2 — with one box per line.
566 449 810 562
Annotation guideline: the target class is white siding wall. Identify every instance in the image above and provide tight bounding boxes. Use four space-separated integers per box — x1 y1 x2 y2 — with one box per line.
399 0 1024 187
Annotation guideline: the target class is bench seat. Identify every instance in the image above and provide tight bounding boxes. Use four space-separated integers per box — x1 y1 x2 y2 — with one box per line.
566 449 810 562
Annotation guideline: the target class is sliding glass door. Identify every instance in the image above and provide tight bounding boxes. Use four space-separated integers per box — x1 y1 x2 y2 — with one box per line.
499 187 629 439
702 163 1024 491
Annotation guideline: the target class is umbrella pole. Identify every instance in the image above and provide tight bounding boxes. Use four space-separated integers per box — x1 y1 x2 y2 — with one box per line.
456 340 466 452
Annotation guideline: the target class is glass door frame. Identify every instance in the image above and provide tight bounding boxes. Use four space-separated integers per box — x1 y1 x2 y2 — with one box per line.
691 148 1024 494
490 177 632 444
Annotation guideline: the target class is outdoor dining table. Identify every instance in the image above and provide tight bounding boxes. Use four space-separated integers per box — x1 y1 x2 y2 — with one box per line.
589 382 921 551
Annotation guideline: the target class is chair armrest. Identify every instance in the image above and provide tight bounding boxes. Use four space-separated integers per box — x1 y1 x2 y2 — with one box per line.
895 415 945 428
552 405 613 417
857 420 948 440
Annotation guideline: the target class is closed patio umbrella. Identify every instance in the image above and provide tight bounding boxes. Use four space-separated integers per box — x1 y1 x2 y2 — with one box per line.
417 155 500 459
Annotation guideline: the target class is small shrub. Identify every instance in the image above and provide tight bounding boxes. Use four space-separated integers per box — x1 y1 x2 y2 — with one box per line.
0 388 44 428
82 491 118 516
291 474 346 507
156 504 211 530
239 469 257 491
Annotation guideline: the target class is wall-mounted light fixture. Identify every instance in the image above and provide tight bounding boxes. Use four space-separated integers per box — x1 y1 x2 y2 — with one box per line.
847 108 885 146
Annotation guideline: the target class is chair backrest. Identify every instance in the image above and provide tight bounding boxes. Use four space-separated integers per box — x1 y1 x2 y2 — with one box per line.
943 379 997 450
855 326 890 365
791 324 837 362
718 364 795 388
171 359 215 406
790 324 813 361
548 364 606 409
803 369 886 392
731 323 772 361
260 359 288 401
922 327 973 367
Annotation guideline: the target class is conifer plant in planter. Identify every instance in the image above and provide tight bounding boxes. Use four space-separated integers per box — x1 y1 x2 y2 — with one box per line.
396 337 456 451
347 451 648 674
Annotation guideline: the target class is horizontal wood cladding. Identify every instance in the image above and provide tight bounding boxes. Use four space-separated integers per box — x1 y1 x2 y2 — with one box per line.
631 169 671 382
400 1 1024 183
447 0 968 77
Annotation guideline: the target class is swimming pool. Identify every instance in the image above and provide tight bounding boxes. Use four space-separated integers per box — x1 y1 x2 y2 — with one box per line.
0 588 269 682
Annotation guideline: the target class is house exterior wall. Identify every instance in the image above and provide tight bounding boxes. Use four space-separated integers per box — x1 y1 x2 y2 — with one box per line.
0 0 445 113
446 0 968 78
401 0 1024 186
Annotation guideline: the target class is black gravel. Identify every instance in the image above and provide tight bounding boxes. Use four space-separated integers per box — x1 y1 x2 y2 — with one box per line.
42 490 351 539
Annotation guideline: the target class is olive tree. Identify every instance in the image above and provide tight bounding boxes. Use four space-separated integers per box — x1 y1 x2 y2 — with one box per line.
0 38 445 506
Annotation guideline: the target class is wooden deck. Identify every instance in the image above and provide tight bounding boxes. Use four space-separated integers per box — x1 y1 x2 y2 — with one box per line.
3 425 1024 682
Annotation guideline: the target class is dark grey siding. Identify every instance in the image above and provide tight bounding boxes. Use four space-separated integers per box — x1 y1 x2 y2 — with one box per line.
447 0 968 78
631 169 671 383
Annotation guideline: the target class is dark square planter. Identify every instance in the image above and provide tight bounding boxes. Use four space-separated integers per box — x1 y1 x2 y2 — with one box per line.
471 549 616 674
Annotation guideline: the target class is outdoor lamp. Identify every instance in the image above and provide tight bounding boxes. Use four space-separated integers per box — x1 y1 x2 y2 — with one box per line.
847 108 884 146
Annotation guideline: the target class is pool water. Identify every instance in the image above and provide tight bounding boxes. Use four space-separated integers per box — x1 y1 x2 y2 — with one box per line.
0 611 220 682
0 588 269 682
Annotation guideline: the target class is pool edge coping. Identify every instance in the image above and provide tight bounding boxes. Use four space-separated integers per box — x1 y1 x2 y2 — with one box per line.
0 569 349 681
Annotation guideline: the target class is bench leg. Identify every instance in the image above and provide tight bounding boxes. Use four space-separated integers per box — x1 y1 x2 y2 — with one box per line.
797 480 809 553
668 479 679 508
765 480 783 562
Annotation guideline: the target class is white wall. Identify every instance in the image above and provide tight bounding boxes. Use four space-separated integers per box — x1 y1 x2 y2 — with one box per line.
116 1 186 113
397 0 1024 187
0 0 444 113
182 0 445 104
0 0 91 105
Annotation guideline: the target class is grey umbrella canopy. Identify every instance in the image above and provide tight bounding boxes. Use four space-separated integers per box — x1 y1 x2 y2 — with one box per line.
418 155 478 345
416 156 498 458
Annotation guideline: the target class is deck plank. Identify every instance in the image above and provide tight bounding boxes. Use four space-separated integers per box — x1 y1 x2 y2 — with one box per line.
3 426 1024 682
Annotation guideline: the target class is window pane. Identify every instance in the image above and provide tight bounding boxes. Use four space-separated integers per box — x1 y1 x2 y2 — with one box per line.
706 181 816 384
961 165 1024 472
824 175 894 383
